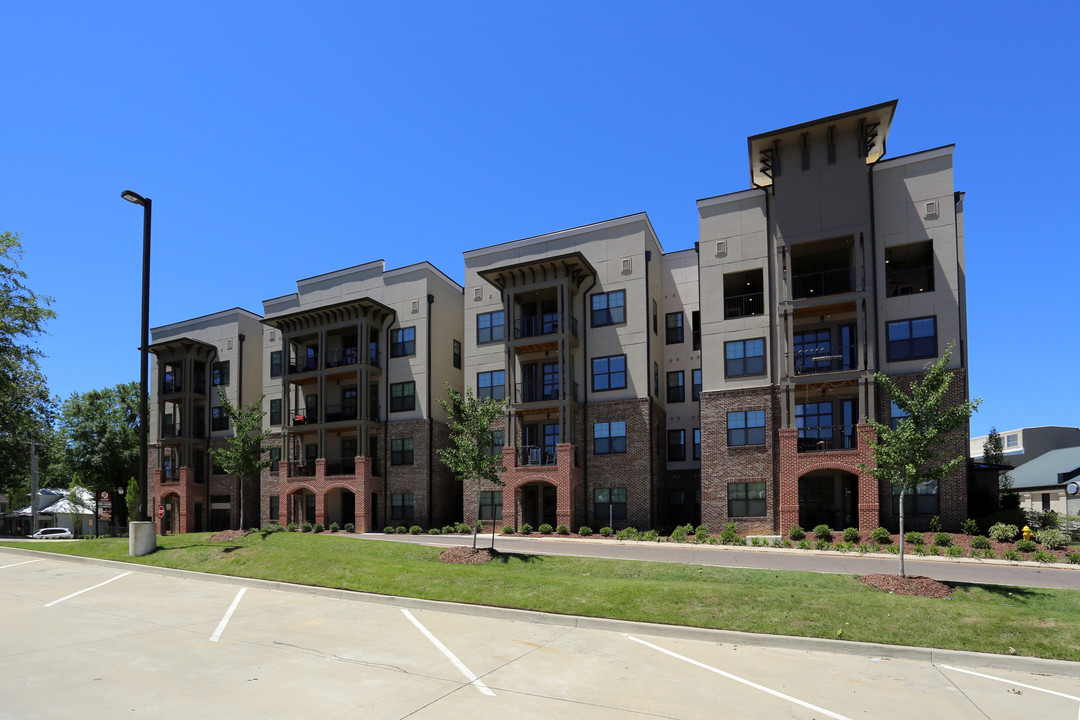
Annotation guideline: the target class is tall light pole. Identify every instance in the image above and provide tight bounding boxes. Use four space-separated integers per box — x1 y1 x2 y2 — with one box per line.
121 190 151 526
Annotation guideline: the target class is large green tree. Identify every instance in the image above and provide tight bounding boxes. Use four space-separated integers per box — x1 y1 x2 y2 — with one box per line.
208 390 272 531
58 382 140 494
436 383 507 549
0 232 56 497
862 344 980 577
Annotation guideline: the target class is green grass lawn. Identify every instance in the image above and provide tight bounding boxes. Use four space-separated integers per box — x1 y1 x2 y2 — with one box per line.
4 531 1078 661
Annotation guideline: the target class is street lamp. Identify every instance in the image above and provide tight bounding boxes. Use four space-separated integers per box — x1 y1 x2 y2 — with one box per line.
122 190 151 526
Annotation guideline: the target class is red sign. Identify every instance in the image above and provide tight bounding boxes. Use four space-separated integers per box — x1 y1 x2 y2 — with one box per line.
157 505 165 519
98 491 111 502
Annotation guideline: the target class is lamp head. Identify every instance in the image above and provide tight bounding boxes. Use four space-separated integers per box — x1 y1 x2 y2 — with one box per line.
121 190 147 206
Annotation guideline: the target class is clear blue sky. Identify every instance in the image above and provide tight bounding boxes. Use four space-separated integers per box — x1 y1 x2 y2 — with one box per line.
4 2 1077 436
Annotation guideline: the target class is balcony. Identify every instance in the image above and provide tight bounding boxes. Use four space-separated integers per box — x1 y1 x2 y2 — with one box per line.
517 445 558 466
325 347 359 369
162 379 182 394
291 409 318 426
724 292 764 319
513 315 579 340
796 425 858 453
324 404 358 422
161 423 182 439
514 380 578 404
289 460 317 477
885 266 934 297
792 267 854 299
793 345 857 376
288 357 320 374
325 457 356 476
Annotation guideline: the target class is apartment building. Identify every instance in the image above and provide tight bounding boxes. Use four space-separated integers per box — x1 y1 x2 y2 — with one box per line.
259 260 464 532
148 308 264 533
969 426 1080 468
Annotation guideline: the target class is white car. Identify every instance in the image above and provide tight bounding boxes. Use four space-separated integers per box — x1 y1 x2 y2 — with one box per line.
31 527 73 539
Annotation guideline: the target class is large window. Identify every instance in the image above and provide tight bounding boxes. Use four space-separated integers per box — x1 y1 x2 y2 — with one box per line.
391 493 414 522
594 421 626 454
594 487 627 522
477 311 505 343
692 368 702 401
668 429 686 461
591 290 625 327
693 428 701 460
893 479 939 515
666 371 685 403
592 355 626 391
477 370 505 401
269 447 281 472
270 351 282 377
886 317 936 362
692 310 701 351
390 382 415 412
480 490 503 520
728 481 766 517
665 312 684 344
453 340 462 369
269 398 282 426
727 410 766 446
211 406 228 432
390 327 415 357
890 401 909 430
725 339 765 377
212 361 230 386
485 430 505 458
391 438 414 465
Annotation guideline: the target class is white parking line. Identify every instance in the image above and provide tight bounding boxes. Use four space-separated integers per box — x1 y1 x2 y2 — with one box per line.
940 664 1080 717
401 608 495 696
0 559 41 570
209 587 247 642
44 571 133 607
626 634 853 720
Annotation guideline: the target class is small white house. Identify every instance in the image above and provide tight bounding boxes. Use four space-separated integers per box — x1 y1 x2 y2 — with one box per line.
6 487 96 535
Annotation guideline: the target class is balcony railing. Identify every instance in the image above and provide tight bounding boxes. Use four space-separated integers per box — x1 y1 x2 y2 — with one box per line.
724 292 764 319
792 267 854 299
288 357 320 374
518 445 558 466
793 345 857 375
291 409 318 426
161 423 182 438
325 347 359 368
885 266 934 297
163 379 182 393
796 425 858 453
513 314 579 340
514 380 578 404
325 457 356 476
288 460 317 477
324 404 358 422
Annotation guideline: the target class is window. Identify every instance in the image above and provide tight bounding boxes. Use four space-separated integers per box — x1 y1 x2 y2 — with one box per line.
692 310 701 351
1042 493 1051 512
391 493 414 522
893 480 938 515
594 487 627 521
886 317 936 362
668 429 686 461
728 410 766 446
485 430 505 458
591 290 625 327
692 368 702 401
725 339 765 377
728 481 766 517
653 362 659 397
594 421 626 454
390 382 415 412
592 355 626 391
693 428 701 460
480 490 503 520
212 361 230 386
665 312 684 344
269 495 279 521
211 406 228 432
391 327 415 357
270 351 282 377
477 311 505 343
1006 433 1019 448
666 371 685 403
269 447 281 472
391 438 414 465
889 401 908 431
652 300 658 334
477 370 505 401
269 398 282 426
453 340 462 369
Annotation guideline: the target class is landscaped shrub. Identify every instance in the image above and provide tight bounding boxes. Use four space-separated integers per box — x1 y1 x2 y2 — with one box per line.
442 525 455 534
775 538 792 548
835 541 852 553
970 535 991 549
870 527 890 544
520 523 533 535
885 544 900 555
578 526 592 536
812 524 833 542
904 531 923 545
1003 548 1022 561
1015 539 1037 553
502 525 514 534
797 539 812 550
455 522 471 533
344 523 355 533
856 543 871 554
932 532 952 547
329 523 340 533
1032 550 1055 563
396 526 408 534
1066 552 1080 565
556 524 570 535
301 522 313 533
287 523 297 532
914 544 930 556
961 518 979 535
719 521 739 545
927 515 942 533
814 539 831 551
428 528 441 535
670 525 689 543
988 522 1019 542
616 527 640 541
695 524 709 543
599 526 612 537
642 529 659 542
1035 528 1067 550
841 527 859 543
789 525 805 541
977 548 997 559
946 545 963 558
928 545 942 556
538 523 553 534
313 523 325 533
383 526 395 534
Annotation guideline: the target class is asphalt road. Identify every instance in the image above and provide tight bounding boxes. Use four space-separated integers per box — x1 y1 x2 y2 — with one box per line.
360 532 1080 591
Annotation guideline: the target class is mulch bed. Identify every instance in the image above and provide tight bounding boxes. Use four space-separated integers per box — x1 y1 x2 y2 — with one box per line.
209 529 253 542
439 546 501 564
858 574 954 598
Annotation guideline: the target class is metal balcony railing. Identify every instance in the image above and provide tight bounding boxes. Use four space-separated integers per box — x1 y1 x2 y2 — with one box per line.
161 423 182 439
885 266 934 297
288 460 317 477
291 409 318 426
162 379 182 393
724 292 764 319
792 267 854 299
324 457 356 476
518 445 558 466
514 380 578 404
513 314 579 340
288 357 320 374
793 345 858 375
796 425 858 453
324 404 358 422
325 347 359 369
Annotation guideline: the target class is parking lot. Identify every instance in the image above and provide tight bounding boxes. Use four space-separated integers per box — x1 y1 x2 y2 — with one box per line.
2 549 1078 719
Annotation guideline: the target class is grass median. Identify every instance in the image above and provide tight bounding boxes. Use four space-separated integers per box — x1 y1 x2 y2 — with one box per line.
4 531 1078 661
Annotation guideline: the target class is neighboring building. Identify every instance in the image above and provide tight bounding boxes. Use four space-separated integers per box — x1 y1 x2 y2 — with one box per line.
969 426 1080 468
5 488 95 535
1004 446 1080 515
260 260 464 532
148 308 265 533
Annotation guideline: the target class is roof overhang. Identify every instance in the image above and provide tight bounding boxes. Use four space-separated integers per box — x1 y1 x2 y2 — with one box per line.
477 251 597 291
262 297 395 333
148 337 218 359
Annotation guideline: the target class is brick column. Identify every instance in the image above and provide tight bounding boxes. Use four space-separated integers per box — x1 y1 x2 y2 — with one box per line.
556 442 575 528
778 429 800 533
856 424 880 530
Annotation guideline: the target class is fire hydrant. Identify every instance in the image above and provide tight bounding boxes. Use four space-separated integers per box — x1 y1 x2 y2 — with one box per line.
1022 525 1032 541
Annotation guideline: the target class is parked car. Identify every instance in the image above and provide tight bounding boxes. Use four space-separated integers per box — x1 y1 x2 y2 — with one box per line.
31 527 73 539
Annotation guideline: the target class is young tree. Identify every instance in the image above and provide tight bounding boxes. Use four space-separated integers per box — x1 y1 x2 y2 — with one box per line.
125 476 140 525
58 382 140 494
982 427 1018 508
862 344 980 577
436 383 507 549
68 473 89 536
208 390 272 531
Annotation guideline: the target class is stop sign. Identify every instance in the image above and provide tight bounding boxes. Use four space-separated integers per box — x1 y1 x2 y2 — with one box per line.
157 505 165 519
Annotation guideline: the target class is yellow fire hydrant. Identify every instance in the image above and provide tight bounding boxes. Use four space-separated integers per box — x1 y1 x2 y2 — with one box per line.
1022 525 1032 541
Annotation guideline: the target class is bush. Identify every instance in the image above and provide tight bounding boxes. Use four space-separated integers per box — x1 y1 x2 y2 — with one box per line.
670 525 689 543
556 524 570 535
329 523 339 533
578 526 593 536
1015 539 1037 553
1035 528 1067 550
301 522 313 533
719 521 739 545
502 525 515 534
538 523 553 535
642 529 659 542
383 526 395 534
961 518 979 535
1066 552 1080 565
814 539 831 551
856 543 871 554
789 525 805 541
1032 550 1055 564
870 527 890 544
841 527 859 543
313 523 325 533
599 526 612 537
776 538 792 548
835 541 852 553
977 548 997 559
442 525 455 534
988 522 1019 542
946 545 963 557
428 528 441 535
927 515 942 533
344 523 355 533
797 539 812 550
914 544 929 556
695 524 709 543
455 522 471 533
932 532 952 547
1003 548 1022 561
1026 509 1059 530
812 525 833 542
520 523 533 535
287 523 297 532
969 535 991 549
396 526 408 534
885 544 900 555
904 531 924 546
616 527 640 541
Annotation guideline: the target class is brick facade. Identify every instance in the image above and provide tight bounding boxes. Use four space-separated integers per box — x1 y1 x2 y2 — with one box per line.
585 398 656 530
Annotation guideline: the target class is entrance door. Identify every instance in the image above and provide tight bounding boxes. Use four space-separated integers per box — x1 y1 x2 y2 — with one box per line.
163 495 180 535
798 476 835 529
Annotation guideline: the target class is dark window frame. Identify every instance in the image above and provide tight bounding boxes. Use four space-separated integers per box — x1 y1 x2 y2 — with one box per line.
477 370 506 401
593 421 627 455
668 429 686 462
728 481 767 517
391 493 414 522
590 290 626 327
211 406 228 432
269 351 282 377
727 410 766 446
692 368 702 401
886 316 937 362
269 398 282 426
453 339 462 369
591 354 627 392
391 438 414 466
479 490 503 520
390 382 416 412
666 371 685 404
724 338 766 378
594 487 627 522
476 311 505 344
390 327 416 358
665 312 684 344
212 360 230 386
